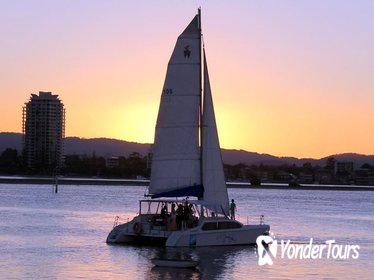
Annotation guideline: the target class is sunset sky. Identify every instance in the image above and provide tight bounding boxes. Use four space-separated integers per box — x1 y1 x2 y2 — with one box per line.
0 0 373 159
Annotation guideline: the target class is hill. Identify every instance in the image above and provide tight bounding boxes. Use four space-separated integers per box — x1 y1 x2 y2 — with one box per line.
1 132 373 167
0 132 22 152
64 137 150 157
0 133 150 157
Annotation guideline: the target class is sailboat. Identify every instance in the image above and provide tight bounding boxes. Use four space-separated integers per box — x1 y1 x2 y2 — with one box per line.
106 9 270 247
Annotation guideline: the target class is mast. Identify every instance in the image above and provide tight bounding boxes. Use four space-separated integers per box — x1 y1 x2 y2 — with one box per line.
198 8 204 192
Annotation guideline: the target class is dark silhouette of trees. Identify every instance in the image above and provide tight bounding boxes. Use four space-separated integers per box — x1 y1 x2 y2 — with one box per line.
223 162 318 184
0 148 24 174
0 149 373 185
62 152 147 178
325 157 336 175
0 150 149 178
63 154 105 176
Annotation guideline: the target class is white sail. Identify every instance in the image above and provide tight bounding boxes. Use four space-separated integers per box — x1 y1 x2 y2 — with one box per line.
149 15 202 196
202 50 229 214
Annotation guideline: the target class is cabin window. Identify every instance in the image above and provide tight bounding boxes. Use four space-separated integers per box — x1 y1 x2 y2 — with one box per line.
201 221 242 231
219 221 242 229
201 222 217 231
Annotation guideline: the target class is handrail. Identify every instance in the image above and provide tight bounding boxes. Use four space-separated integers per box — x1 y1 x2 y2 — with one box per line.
113 216 120 228
260 215 265 225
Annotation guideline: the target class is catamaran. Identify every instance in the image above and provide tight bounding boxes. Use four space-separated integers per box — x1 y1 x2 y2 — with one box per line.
106 9 270 247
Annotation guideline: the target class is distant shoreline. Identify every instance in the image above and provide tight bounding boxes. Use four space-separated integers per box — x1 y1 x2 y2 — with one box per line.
0 176 373 191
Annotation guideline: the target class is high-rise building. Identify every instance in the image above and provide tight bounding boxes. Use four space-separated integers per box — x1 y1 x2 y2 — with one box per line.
22 91 65 174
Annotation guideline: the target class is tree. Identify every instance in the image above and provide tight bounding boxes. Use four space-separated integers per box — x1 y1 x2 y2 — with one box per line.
0 148 23 174
325 157 336 175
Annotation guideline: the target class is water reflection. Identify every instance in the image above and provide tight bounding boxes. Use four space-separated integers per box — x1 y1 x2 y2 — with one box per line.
149 266 200 280
140 245 256 280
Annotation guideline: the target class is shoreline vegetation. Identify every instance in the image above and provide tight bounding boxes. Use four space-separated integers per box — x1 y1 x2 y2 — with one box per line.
0 176 373 191
1 149 374 187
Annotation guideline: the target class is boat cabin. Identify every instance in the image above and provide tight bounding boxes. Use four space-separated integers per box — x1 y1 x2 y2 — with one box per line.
139 199 226 217
138 199 229 231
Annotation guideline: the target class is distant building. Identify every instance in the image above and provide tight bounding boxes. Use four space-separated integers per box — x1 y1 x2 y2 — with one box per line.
336 161 354 175
354 168 370 185
276 171 293 182
105 156 119 168
298 172 314 184
22 91 65 174
315 168 334 184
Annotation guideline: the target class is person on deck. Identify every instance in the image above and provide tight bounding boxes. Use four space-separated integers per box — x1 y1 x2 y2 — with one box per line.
168 203 177 230
230 199 237 220
187 203 195 228
176 204 183 230
160 204 168 225
182 202 190 229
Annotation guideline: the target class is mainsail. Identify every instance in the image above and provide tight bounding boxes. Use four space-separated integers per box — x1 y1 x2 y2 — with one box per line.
150 14 202 197
149 10 229 213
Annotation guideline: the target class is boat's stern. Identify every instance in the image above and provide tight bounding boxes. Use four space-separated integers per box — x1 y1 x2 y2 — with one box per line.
106 214 171 245
106 223 132 243
106 215 143 243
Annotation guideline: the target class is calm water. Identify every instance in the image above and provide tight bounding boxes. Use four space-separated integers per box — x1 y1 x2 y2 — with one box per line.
0 184 373 279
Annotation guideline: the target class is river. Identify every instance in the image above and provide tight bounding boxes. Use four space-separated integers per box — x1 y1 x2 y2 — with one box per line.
0 184 373 279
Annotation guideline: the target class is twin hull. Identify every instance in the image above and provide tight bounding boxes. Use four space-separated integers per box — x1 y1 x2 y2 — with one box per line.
106 217 270 247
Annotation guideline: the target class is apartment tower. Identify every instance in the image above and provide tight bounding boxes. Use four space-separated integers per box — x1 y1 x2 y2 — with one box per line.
22 91 65 174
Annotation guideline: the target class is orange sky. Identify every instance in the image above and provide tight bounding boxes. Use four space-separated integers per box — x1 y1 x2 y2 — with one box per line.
0 1 373 158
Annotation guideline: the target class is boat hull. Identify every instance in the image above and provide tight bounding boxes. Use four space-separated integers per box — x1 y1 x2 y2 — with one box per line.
166 224 270 247
107 219 269 247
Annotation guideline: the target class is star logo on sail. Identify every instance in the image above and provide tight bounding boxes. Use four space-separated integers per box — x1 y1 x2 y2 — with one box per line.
184 45 191 58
